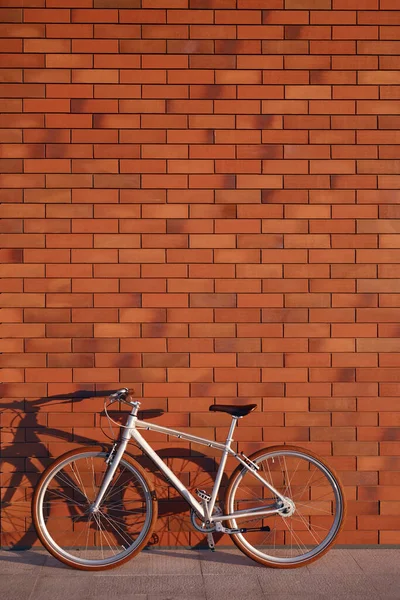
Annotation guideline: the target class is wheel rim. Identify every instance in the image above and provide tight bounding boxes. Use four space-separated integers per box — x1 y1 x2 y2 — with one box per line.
36 452 152 567
228 450 343 565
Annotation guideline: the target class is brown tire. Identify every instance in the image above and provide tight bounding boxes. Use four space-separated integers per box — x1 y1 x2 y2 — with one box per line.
225 445 346 569
32 446 158 571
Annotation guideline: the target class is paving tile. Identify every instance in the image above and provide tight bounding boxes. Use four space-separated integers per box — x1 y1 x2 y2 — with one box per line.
148 596 205 600
30 575 100 598
110 575 203 596
41 548 202 577
204 573 265 600
0 549 46 573
262 595 375 600
306 549 364 574
41 554 104 577
349 549 400 576
367 576 400 600
99 548 202 576
34 575 202 599
0 575 38 600
257 567 312 595
259 573 383 600
199 548 261 574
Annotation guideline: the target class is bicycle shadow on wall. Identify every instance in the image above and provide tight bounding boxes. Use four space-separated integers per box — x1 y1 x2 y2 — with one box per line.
0 389 229 552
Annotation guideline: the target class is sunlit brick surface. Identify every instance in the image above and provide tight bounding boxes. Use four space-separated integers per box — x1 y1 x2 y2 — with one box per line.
1 0 400 547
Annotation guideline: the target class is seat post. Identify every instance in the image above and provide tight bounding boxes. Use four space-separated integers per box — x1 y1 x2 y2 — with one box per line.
226 416 239 449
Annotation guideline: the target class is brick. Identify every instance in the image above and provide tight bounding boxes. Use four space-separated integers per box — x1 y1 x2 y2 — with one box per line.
311 40 356 55
72 70 118 85
334 26 378 40
24 8 70 21
0 100 23 115
239 0 278 6
25 39 70 53
0 54 44 69
285 0 331 6
25 158 70 172
284 324 330 338
310 100 355 114
331 144 377 159
0 83 44 99
46 54 93 69
46 23 93 37
0 23 45 37
357 100 399 115
286 383 331 397
285 86 331 100
311 71 356 85
358 41 400 56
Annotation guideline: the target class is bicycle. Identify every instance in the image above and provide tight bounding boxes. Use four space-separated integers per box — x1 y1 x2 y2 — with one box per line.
32 388 346 571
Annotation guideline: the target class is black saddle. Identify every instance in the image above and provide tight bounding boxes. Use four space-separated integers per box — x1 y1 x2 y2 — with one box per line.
209 404 257 418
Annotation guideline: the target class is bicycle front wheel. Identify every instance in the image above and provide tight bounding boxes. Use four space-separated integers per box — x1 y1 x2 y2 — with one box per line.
32 446 157 570
225 445 345 568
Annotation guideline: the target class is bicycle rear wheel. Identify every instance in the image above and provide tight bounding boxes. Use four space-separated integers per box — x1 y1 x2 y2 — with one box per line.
225 445 345 568
32 446 157 570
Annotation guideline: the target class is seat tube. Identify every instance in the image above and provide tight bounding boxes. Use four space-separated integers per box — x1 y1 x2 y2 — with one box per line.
208 417 238 517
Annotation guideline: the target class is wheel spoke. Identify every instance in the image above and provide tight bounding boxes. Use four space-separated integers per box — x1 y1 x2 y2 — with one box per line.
282 458 301 498
292 467 320 503
92 512 106 558
291 512 323 545
44 488 86 507
97 511 134 548
291 515 329 534
104 467 127 503
89 456 97 498
282 455 293 500
54 471 88 502
43 511 88 541
82 513 92 558
282 517 309 554
103 476 139 504
295 502 333 515
69 461 89 502
103 506 146 517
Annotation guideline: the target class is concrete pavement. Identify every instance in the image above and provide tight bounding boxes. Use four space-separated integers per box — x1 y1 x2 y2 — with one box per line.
0 547 399 600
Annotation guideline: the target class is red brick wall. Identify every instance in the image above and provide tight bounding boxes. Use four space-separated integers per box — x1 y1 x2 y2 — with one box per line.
1 0 400 547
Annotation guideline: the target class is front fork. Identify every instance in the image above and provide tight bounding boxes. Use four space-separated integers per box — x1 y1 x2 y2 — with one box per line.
91 412 137 513
90 438 130 513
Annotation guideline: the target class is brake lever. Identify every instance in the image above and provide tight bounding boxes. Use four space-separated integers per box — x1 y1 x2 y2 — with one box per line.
109 388 130 401
109 392 138 411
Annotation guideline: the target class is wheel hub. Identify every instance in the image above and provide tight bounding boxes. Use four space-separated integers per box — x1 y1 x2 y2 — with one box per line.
278 497 296 518
88 504 99 515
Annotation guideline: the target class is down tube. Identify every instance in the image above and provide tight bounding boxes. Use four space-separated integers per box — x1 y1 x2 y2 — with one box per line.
130 428 205 519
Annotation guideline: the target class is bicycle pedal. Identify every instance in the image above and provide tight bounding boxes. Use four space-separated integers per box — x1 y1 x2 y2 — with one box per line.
196 488 211 502
206 532 215 551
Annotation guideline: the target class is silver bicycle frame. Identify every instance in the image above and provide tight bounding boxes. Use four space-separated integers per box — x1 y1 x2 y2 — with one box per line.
93 407 288 524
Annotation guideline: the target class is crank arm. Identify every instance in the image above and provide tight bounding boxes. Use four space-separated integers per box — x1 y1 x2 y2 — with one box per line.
206 532 216 551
